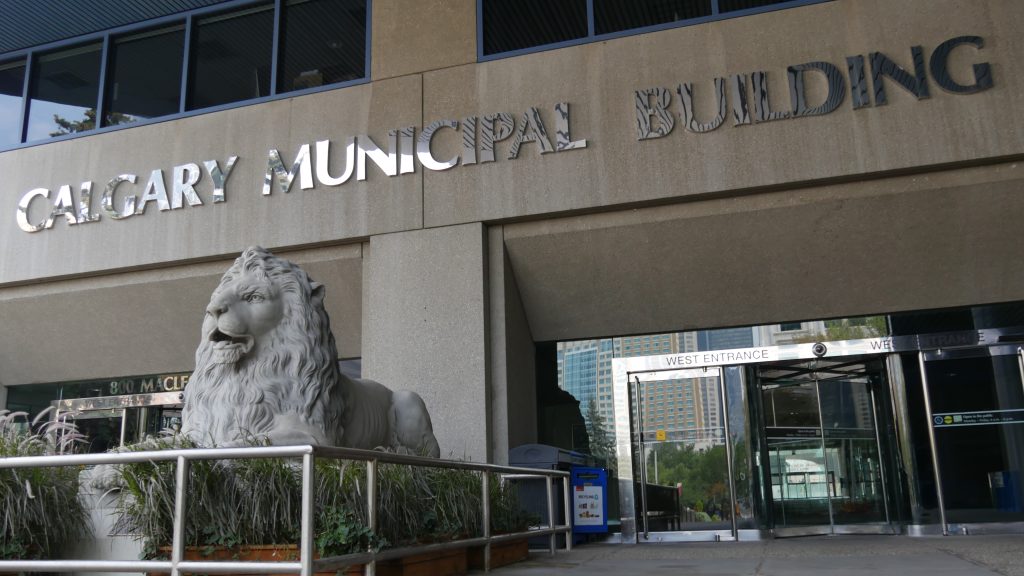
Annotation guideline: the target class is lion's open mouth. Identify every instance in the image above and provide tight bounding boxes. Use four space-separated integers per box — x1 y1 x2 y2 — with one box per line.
209 328 254 363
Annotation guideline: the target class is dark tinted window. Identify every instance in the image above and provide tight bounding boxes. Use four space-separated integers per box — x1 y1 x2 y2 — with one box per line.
27 43 102 140
483 0 824 58
0 61 25 146
105 27 184 126
189 4 274 110
279 0 366 93
720 0 791 12
594 0 711 35
482 0 588 55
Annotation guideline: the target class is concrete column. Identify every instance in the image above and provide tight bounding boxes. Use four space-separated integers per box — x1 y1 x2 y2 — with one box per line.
487 226 537 464
362 223 490 462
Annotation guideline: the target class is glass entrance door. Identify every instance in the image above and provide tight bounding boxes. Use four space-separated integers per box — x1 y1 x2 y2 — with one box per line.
631 368 736 540
760 356 893 535
920 345 1024 529
68 409 126 453
55 391 184 453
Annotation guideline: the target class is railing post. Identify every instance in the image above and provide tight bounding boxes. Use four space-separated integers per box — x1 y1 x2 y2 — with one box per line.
482 473 491 572
562 475 572 551
545 475 555 556
366 459 378 576
300 452 316 576
171 455 189 576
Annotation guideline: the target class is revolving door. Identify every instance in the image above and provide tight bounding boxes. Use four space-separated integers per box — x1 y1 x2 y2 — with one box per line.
758 356 898 536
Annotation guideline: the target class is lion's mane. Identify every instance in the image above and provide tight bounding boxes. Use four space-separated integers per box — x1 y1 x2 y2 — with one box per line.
181 247 344 446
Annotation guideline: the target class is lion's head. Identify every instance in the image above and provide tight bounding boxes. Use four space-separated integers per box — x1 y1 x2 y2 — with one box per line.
181 246 345 446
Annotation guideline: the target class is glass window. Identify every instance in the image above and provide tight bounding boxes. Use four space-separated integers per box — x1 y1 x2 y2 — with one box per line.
189 4 274 110
105 26 184 127
780 322 802 331
594 0 712 35
720 0 792 12
482 0 587 56
483 0 826 58
26 44 102 141
279 0 366 93
0 61 25 146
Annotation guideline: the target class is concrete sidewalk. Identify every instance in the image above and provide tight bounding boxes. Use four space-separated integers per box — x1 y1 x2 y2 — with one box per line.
490 535 1024 576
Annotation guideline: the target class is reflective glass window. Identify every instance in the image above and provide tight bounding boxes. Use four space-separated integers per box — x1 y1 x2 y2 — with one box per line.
279 0 366 93
26 44 102 141
189 4 274 110
105 26 185 126
720 0 792 12
594 0 712 35
0 61 25 146
482 0 587 55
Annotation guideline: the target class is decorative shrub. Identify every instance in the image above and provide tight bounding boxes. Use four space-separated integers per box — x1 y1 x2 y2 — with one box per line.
112 436 533 557
0 408 89 559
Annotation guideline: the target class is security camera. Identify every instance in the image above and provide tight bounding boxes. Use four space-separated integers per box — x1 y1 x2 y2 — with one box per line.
812 342 828 357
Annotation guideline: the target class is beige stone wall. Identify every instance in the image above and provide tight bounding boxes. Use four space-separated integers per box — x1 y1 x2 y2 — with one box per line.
1 0 1022 461
502 161 1024 342
422 0 1024 226
0 244 362 385
1 0 1021 285
371 0 476 80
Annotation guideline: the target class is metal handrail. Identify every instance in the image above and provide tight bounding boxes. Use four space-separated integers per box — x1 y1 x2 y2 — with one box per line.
0 444 573 575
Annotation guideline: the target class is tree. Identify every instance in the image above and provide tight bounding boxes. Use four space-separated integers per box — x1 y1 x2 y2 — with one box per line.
793 315 888 343
585 398 616 470
647 441 729 512
50 108 133 137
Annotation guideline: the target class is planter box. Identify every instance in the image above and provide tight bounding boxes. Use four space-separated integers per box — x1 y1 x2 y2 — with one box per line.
148 544 474 576
376 547 467 576
150 545 363 576
467 539 529 570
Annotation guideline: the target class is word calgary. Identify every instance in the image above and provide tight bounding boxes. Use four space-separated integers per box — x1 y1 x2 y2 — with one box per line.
634 35 993 139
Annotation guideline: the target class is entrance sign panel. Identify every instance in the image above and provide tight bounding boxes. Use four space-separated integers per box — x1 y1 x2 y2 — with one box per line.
615 348 776 377
932 409 1024 428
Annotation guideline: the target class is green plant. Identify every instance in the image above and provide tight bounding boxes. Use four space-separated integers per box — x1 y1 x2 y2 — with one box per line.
113 438 537 557
316 508 384 557
374 463 486 546
0 408 90 559
488 475 537 534
114 436 376 557
423 466 482 539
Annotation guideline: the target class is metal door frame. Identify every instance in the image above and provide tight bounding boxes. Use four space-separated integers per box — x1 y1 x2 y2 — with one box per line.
629 366 739 542
52 391 185 449
917 339 1024 536
612 338 909 543
610 327 1024 542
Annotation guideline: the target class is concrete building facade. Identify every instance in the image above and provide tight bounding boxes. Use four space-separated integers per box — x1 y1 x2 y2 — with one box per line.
2 0 1023 540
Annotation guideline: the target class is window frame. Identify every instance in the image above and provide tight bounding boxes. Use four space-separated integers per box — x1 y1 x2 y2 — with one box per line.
477 0 832 61
0 0 371 152
103 23 187 128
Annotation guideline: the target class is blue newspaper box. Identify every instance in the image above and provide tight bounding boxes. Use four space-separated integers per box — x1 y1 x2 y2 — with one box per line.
571 466 608 534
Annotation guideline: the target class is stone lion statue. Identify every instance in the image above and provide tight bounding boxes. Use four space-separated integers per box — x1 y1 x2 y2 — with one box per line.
181 246 440 457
